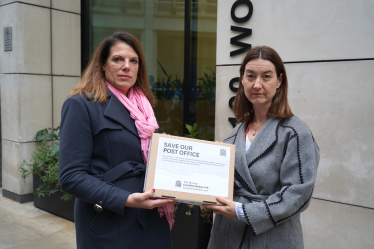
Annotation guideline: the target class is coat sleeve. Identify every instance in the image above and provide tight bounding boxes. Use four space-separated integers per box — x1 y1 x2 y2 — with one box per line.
58 96 130 215
242 128 320 236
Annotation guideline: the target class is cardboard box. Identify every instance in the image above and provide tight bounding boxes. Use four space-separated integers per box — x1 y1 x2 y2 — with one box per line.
144 133 235 205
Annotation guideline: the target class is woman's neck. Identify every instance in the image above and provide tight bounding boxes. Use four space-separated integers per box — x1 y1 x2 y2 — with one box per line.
252 104 269 124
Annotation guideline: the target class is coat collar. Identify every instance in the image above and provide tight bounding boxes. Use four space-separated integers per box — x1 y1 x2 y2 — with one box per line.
233 117 281 195
246 117 280 167
103 90 139 137
234 123 257 194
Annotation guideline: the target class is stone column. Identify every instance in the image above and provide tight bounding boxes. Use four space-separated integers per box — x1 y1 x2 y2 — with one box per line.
216 0 374 248
0 0 81 203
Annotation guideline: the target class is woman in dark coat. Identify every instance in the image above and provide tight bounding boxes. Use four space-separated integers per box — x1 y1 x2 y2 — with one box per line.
204 46 320 249
58 31 175 249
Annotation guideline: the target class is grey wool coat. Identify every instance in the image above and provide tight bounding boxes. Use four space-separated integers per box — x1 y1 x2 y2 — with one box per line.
208 116 319 249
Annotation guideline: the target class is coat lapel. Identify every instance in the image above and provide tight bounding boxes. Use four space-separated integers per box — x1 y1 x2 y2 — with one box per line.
234 123 259 195
246 117 280 167
103 91 139 137
233 117 281 195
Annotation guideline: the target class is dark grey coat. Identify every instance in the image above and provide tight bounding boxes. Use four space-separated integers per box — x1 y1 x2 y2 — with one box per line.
58 92 172 249
208 116 319 249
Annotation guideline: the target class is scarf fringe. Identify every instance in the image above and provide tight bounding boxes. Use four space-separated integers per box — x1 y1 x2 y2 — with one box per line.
158 204 176 230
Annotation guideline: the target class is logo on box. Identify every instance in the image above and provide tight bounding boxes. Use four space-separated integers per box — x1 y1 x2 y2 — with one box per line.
175 180 181 187
220 149 226 157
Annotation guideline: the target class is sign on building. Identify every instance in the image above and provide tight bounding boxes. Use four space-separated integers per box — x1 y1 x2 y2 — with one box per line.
4 27 12 52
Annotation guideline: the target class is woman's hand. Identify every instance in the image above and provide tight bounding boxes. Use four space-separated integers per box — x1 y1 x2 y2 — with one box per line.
125 189 176 209
203 196 238 218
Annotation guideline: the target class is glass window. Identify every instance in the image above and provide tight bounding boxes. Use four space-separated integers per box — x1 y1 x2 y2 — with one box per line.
83 0 216 140
190 0 217 140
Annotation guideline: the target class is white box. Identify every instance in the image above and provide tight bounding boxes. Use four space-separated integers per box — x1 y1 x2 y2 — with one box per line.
144 133 235 205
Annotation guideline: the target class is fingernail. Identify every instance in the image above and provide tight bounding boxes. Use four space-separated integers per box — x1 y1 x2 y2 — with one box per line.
152 189 155 193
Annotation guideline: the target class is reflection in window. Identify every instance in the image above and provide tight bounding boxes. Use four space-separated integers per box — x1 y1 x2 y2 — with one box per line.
87 0 217 140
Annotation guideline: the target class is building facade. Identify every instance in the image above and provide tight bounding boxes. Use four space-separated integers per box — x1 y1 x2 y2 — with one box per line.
0 0 373 248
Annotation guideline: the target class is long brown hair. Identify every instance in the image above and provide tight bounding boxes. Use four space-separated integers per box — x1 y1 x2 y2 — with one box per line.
233 46 293 123
69 31 156 106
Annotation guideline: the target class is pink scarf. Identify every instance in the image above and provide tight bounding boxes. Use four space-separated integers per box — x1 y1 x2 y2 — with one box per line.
106 82 175 230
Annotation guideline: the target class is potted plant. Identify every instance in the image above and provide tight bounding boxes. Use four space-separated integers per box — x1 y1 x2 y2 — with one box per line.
171 203 213 249
19 128 74 221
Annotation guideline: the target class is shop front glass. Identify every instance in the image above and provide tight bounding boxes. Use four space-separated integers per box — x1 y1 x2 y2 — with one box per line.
83 0 217 140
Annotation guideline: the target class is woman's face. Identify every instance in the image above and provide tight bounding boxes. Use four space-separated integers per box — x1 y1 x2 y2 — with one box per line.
242 58 282 109
103 42 139 96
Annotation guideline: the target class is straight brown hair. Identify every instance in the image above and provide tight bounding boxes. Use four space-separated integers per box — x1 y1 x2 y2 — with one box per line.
69 31 156 106
233 46 293 123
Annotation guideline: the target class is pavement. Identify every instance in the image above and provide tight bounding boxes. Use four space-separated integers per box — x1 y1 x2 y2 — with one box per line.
0 189 76 249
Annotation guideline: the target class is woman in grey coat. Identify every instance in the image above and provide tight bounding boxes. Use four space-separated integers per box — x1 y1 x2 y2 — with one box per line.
205 46 319 249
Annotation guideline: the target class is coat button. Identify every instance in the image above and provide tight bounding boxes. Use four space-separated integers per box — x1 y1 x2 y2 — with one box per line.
94 204 103 213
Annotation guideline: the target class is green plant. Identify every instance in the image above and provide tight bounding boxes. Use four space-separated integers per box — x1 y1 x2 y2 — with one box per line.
197 68 216 103
185 123 198 138
174 203 213 224
19 127 72 201
199 205 213 224
152 61 184 101
185 122 214 141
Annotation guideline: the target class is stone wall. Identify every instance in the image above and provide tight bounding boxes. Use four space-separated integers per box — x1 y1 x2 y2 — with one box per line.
216 0 374 248
0 0 81 202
